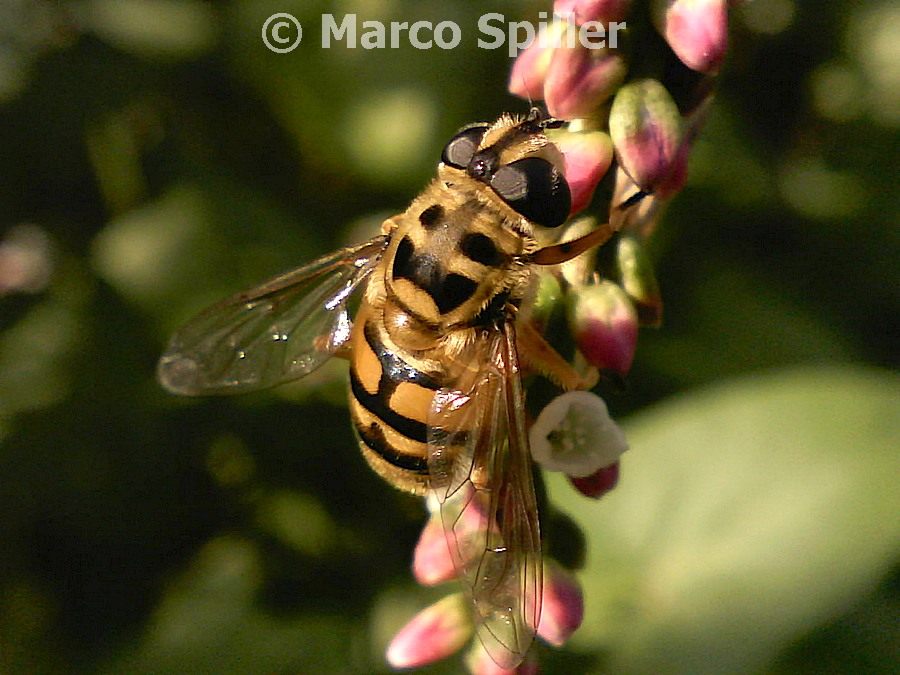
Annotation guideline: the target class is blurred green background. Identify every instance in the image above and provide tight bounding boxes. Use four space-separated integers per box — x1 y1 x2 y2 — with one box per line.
0 1 896 673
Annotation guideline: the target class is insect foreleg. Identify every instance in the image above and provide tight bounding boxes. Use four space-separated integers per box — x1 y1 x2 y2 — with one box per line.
516 321 599 391
530 221 617 266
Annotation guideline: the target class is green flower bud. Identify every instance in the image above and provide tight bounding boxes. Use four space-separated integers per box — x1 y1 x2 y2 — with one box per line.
609 79 684 194
616 235 663 327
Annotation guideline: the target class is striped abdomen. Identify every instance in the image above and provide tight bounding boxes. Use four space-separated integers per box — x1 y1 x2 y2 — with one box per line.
348 304 447 495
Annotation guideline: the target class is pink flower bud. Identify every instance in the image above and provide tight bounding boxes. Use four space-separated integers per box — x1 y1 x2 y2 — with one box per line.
554 129 614 214
609 79 684 194
555 0 632 25
509 39 550 100
435 483 496 569
569 461 620 498
567 280 639 376
537 561 584 645
652 90 712 197
656 131 690 197
386 594 472 669
509 21 570 100
616 235 663 327
653 0 729 74
413 514 456 586
545 44 626 119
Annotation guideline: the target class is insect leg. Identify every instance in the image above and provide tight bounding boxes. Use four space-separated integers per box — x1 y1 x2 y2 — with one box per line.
530 221 617 266
516 321 599 391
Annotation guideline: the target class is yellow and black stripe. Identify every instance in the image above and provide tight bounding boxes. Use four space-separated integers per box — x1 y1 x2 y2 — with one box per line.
349 310 443 494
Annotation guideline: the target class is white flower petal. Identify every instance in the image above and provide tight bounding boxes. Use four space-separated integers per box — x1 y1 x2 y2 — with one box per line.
530 391 628 476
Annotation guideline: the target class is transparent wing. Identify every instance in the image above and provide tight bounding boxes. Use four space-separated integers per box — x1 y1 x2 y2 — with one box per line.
158 235 389 395
427 320 542 669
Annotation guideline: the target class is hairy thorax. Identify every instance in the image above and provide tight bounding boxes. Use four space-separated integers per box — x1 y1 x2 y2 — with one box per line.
378 177 533 343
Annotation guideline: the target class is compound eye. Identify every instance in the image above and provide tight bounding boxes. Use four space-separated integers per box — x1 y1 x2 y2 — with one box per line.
490 157 571 228
441 125 489 169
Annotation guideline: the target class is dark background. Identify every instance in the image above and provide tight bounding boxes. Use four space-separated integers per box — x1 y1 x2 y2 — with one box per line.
0 1 896 673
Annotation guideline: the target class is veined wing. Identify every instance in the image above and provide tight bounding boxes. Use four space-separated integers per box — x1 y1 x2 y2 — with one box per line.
158 235 389 395
427 320 542 669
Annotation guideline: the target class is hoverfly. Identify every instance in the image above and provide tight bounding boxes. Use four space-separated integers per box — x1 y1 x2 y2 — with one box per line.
158 108 617 668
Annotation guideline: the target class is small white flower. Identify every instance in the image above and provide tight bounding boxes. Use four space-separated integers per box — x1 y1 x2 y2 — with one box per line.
530 391 628 477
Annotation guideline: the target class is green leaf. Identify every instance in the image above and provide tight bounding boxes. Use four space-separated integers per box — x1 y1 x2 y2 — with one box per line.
548 366 900 675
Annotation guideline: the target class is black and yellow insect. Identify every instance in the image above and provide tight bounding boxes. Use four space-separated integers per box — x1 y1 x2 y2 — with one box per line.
158 109 616 668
